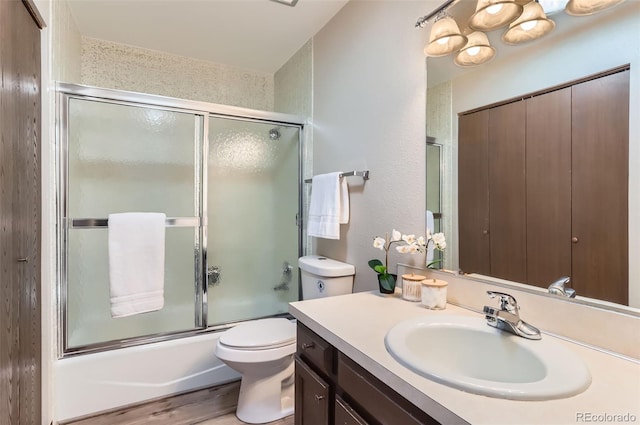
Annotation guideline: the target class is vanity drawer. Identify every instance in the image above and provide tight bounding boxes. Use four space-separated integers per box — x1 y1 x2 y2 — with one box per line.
337 353 438 425
297 323 335 377
335 395 369 425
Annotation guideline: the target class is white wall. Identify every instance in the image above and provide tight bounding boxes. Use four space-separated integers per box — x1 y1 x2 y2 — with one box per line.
312 0 429 292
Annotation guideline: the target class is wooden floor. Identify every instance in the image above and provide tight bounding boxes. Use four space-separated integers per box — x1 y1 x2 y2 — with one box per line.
59 381 293 425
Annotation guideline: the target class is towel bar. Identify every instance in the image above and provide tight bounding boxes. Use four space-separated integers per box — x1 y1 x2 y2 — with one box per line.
304 170 369 183
68 217 200 229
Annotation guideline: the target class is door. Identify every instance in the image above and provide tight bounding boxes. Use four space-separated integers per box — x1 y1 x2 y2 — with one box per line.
458 110 491 275
0 0 42 423
571 70 629 304
206 118 300 326
294 357 330 425
525 88 572 288
489 101 527 283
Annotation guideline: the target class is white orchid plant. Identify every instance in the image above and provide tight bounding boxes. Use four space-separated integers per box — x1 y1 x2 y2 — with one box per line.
369 229 447 292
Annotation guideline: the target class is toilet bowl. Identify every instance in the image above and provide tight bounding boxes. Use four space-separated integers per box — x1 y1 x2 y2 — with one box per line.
214 318 296 424
215 256 355 423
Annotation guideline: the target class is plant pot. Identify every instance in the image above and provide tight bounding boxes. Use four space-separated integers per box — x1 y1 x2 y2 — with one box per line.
378 273 397 294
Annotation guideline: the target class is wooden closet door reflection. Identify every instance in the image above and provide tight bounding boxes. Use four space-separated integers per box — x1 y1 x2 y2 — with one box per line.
458 110 491 276
525 88 572 289
488 102 527 283
571 70 629 305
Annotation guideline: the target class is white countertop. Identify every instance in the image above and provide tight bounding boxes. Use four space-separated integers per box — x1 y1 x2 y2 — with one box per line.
289 291 640 425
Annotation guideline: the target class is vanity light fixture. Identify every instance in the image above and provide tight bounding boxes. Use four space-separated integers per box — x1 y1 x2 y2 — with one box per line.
565 0 625 15
502 0 556 44
455 31 496 66
468 0 524 31
424 11 468 57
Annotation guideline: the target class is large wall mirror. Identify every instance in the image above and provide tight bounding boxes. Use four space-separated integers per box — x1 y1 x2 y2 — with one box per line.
426 0 640 312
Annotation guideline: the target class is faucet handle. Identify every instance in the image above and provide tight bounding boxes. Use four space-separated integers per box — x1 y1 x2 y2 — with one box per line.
486 291 519 313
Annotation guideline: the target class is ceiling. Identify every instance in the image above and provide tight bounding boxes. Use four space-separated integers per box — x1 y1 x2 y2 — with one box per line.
67 0 349 74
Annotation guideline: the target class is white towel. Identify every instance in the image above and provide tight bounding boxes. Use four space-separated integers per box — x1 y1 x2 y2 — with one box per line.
108 212 166 318
307 172 349 239
426 210 435 264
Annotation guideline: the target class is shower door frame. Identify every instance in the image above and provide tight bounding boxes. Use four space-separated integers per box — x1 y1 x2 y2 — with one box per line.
56 83 306 357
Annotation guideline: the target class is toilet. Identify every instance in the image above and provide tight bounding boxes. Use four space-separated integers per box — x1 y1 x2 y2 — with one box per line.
214 255 355 424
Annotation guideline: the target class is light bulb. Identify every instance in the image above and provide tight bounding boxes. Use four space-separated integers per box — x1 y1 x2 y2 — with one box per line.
437 36 451 45
486 3 504 14
520 20 538 31
467 46 481 56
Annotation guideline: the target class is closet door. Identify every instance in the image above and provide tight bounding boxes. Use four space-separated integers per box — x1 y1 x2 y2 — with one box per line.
488 102 527 283
525 88 572 288
0 1 42 423
571 70 629 305
458 110 491 275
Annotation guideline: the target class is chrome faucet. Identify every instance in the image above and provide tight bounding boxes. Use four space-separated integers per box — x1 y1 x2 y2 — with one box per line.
548 276 576 298
483 291 541 340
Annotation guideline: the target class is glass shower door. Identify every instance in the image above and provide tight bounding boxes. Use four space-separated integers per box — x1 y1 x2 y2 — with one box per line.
206 117 300 325
64 97 202 350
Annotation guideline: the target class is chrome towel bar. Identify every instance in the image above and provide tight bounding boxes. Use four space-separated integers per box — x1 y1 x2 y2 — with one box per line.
304 170 369 183
68 217 200 229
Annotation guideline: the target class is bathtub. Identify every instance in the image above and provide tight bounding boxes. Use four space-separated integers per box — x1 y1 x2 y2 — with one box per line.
55 332 240 421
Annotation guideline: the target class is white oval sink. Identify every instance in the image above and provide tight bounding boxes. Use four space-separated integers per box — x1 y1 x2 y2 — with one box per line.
385 315 591 400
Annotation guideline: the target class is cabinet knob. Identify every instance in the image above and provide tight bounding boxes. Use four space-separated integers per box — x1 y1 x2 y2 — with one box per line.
315 394 325 402
17 257 29 263
482 230 489 235
571 237 579 244
301 342 315 350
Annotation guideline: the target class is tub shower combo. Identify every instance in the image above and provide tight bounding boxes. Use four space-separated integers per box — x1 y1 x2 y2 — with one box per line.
55 83 305 419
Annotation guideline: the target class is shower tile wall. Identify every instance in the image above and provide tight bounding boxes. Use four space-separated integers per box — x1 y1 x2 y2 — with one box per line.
81 37 274 111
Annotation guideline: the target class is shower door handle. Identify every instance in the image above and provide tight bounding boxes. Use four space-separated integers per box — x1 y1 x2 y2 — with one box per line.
207 266 221 287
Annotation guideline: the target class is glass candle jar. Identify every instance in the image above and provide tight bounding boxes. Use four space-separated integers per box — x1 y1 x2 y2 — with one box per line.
402 273 426 302
421 278 448 309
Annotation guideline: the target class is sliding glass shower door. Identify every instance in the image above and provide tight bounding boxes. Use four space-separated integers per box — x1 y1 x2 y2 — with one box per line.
64 98 202 350
59 84 303 355
206 117 300 325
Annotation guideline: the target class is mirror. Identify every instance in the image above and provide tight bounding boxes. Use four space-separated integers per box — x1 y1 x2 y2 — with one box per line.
426 0 640 311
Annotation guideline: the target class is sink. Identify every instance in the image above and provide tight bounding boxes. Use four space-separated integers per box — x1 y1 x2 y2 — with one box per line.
385 315 591 400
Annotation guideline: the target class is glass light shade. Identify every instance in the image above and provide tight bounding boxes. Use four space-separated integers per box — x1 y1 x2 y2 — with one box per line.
469 0 524 31
424 16 468 57
455 31 496 67
565 0 625 15
502 1 555 44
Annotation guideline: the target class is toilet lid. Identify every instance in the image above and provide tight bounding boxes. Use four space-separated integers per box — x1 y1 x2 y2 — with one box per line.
219 318 296 350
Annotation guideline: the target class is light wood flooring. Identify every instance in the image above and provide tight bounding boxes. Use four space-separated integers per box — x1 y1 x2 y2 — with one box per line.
59 381 293 425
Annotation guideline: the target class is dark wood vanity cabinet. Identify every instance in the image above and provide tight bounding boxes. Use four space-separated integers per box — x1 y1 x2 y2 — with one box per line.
295 323 439 425
459 68 629 305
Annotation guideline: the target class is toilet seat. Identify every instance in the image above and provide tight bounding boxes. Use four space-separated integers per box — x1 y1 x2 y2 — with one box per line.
219 318 295 350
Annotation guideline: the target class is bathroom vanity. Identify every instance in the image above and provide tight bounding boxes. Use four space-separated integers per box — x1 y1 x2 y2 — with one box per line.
289 291 640 425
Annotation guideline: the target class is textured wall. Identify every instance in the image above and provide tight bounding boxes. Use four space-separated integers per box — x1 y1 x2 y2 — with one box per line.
81 37 274 111
52 0 82 83
274 39 314 255
312 1 428 292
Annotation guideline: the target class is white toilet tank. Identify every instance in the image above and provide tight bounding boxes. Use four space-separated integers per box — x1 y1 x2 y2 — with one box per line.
298 255 355 300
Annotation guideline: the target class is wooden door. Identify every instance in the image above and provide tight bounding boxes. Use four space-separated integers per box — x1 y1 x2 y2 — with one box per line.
525 88 572 288
0 1 42 424
488 102 527 283
571 70 629 305
458 110 491 275
294 357 330 425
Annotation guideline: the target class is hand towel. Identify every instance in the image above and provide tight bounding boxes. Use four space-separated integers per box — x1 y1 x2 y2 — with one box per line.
108 212 166 318
307 172 349 239
426 210 435 264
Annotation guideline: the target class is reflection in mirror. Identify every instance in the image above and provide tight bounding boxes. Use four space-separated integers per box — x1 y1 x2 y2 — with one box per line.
426 141 443 267
425 0 640 311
